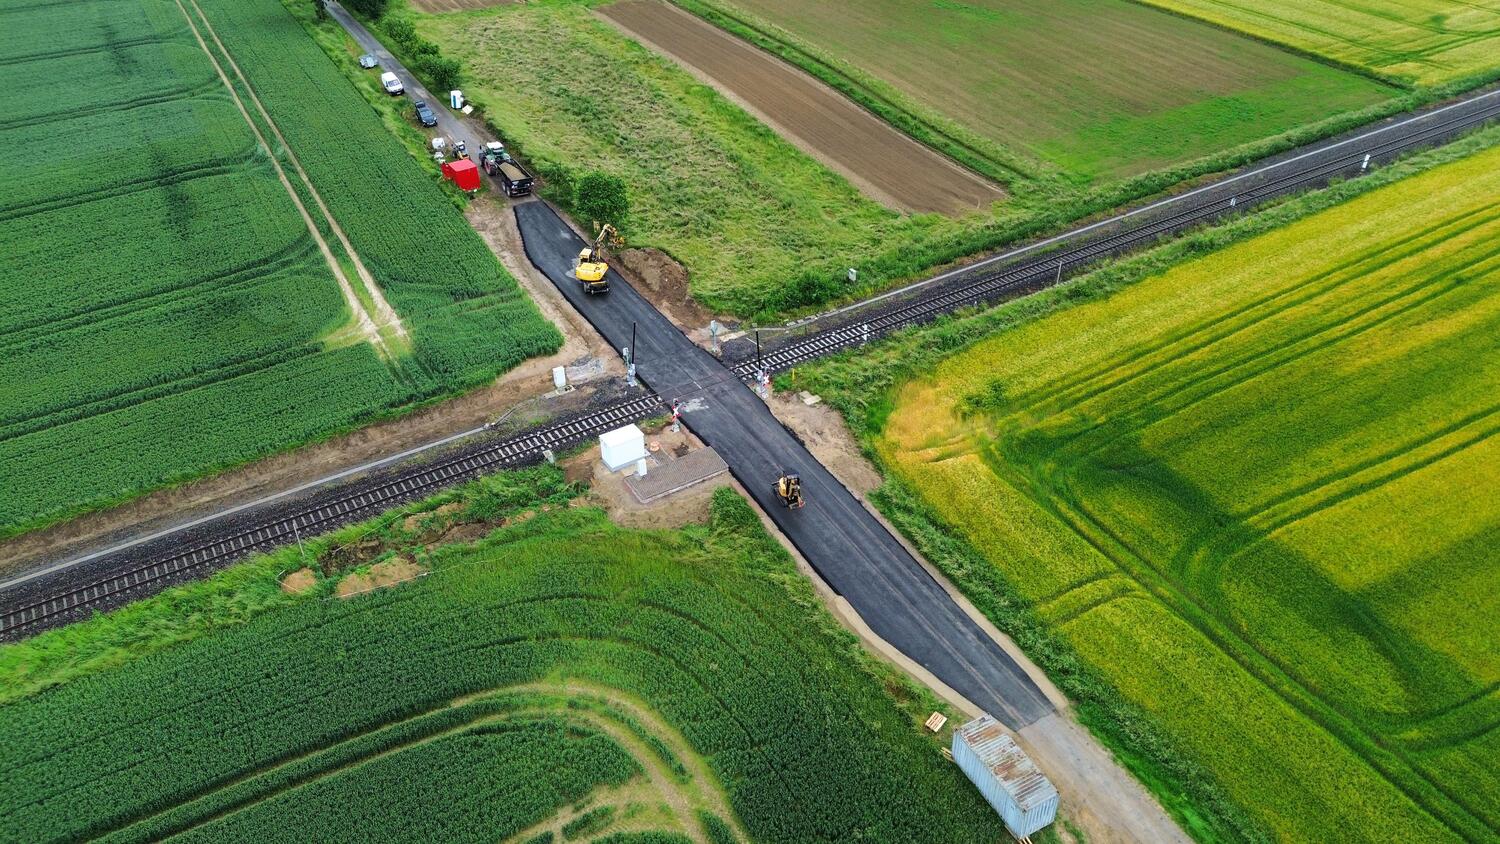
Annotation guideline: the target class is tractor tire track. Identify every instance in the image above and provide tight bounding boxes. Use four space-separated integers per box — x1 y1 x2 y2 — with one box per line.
181 0 408 346
167 0 390 358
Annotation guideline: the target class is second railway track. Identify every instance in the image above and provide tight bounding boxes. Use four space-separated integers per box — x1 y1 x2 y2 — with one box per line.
4 86 1498 641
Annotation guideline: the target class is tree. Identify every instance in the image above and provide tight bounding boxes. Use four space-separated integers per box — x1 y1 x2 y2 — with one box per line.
380 15 416 48
343 0 389 19
574 172 629 229
415 55 461 93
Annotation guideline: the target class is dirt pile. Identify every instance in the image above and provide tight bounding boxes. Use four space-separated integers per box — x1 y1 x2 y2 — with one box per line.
280 567 318 595
615 247 714 329
336 557 427 598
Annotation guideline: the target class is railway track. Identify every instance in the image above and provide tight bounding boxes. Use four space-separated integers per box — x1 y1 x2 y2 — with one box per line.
0 393 665 639
4 88 1497 642
732 89 1500 375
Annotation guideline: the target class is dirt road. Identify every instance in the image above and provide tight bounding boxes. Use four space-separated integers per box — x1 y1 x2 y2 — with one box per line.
599 0 1004 216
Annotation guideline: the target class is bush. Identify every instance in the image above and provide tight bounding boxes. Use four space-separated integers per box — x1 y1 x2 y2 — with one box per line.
343 0 387 19
414 54 461 92
573 171 629 229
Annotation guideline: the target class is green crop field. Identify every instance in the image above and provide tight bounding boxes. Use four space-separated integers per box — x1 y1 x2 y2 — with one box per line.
409 0 1401 318
801 142 1500 841
681 0 1392 182
0 472 1010 844
1137 0 1500 87
415 2 951 317
0 0 557 538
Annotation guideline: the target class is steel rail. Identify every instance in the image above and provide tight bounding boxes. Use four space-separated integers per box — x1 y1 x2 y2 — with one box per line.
0 393 665 639
734 95 1500 374
5 90 1497 641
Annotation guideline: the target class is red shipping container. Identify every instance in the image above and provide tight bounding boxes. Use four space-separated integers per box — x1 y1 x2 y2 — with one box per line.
441 158 480 192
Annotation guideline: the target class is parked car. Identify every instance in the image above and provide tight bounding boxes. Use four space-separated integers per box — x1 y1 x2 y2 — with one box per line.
358 53 378 69
414 100 438 127
380 72 403 95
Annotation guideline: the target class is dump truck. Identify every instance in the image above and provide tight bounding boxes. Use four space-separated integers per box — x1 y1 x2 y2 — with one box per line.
494 161 533 197
478 141 533 196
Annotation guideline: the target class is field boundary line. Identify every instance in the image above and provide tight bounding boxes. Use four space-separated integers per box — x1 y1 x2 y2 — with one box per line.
167 0 391 358
184 0 409 347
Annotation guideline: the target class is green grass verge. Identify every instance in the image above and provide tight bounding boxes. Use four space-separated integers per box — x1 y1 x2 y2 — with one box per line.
791 126 1500 843
0 468 1008 844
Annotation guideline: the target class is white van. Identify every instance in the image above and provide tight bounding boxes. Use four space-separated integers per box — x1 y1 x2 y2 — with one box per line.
380 72 404 95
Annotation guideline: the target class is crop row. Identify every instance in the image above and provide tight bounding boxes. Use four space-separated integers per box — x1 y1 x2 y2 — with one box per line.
186 0 560 388
0 262 343 438
0 498 1003 844
1135 0 1500 86
0 167 314 336
0 97 255 220
867 145 1500 842
0 343 406 534
170 717 640 844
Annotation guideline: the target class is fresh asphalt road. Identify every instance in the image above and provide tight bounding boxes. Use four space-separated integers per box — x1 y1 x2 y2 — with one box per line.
515 202 1054 728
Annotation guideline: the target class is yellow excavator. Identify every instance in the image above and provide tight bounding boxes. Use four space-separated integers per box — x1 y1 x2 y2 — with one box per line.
574 223 621 295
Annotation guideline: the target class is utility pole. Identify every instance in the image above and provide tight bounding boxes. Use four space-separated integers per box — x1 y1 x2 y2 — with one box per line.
293 521 308 568
755 330 768 397
625 322 638 387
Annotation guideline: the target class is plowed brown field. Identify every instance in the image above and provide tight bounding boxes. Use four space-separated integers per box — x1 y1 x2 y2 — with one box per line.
410 0 512 12
599 0 1003 215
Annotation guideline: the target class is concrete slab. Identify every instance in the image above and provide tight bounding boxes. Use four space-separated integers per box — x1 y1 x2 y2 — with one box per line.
625 447 728 504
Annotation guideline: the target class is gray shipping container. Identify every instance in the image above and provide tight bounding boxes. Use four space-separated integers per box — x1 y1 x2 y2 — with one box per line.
952 715 1059 839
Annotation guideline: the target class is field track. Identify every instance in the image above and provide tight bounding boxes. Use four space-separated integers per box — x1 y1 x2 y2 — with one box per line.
599 0 1004 215
173 0 404 353
2 63 1496 646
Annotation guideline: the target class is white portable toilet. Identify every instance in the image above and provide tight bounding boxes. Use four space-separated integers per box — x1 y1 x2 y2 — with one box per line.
599 424 647 472
450 89 464 109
